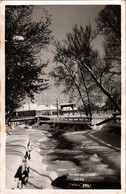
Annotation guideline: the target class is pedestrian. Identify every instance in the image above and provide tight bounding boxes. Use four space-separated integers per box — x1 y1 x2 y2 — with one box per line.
21 167 29 186
24 150 31 160
27 141 32 153
12 165 23 189
24 150 31 174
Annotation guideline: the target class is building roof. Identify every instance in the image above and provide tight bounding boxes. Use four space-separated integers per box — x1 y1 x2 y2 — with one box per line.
17 103 38 111
17 103 57 112
36 104 49 111
60 103 75 106
49 104 57 110
36 104 57 111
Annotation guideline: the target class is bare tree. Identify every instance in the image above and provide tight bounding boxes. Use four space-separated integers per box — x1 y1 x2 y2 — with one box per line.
49 47 89 116
96 5 121 110
50 24 121 113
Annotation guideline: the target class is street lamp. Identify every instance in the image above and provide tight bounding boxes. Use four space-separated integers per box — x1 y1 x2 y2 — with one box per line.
5 35 25 43
13 35 24 42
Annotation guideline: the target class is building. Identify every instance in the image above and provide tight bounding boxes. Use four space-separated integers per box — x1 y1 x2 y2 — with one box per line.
60 103 77 115
15 103 57 118
15 101 80 119
36 104 57 116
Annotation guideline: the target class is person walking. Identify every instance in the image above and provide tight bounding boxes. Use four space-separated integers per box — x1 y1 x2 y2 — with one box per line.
12 165 23 189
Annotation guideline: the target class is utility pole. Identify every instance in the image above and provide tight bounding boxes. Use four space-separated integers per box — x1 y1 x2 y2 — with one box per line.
56 98 59 117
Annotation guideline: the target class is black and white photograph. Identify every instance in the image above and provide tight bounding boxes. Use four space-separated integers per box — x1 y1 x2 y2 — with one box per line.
0 0 125 192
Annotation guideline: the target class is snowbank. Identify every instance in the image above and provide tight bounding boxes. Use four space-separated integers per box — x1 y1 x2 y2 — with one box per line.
24 127 58 189
6 126 29 189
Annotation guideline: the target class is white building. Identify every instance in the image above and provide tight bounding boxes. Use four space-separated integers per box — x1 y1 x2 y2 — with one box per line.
16 103 57 117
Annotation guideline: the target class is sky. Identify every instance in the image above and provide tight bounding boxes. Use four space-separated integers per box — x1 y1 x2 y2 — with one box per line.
32 5 105 105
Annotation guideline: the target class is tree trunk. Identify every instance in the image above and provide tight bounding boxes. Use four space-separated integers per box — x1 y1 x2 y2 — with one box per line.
78 63 92 118
63 62 89 116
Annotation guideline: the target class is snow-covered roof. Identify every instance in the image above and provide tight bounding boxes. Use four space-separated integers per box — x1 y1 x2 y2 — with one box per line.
36 104 49 111
17 103 38 111
37 104 57 111
17 103 57 112
48 105 57 110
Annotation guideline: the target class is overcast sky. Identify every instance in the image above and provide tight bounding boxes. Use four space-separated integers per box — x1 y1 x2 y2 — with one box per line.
32 5 105 104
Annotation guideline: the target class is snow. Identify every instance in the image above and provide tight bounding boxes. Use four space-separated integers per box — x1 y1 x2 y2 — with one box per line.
5 121 121 189
6 126 29 189
63 124 121 172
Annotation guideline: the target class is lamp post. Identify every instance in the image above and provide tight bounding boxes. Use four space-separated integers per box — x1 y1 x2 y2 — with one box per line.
27 97 30 111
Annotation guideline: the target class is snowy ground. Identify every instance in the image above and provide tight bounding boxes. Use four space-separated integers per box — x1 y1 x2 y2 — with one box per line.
24 122 121 189
6 126 29 189
5 118 121 190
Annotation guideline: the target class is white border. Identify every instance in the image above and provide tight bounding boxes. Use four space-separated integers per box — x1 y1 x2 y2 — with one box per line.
0 0 125 5
121 1 126 192
0 1 125 194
